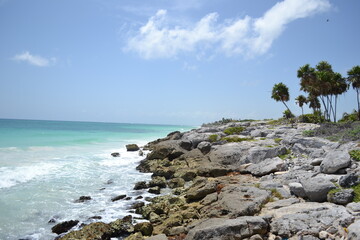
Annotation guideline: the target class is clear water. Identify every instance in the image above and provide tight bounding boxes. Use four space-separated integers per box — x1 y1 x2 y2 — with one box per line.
0 119 193 240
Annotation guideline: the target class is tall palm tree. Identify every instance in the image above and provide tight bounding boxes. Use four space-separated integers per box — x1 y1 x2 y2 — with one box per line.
295 95 307 116
271 82 292 117
347 65 360 120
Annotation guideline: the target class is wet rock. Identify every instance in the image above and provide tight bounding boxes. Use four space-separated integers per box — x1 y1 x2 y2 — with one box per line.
138 150 144 156
134 222 153 236
52 220 79 235
327 189 354 205
130 201 145 209
339 173 360 188
111 194 127 202
89 216 102 220
134 181 148 190
111 152 120 157
320 150 351 174
74 196 91 203
185 216 268 240
148 176 167 188
148 186 161 194
126 144 140 151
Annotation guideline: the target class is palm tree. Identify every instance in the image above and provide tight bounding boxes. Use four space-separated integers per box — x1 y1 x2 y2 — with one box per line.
347 65 360 120
295 95 307 116
271 82 292 117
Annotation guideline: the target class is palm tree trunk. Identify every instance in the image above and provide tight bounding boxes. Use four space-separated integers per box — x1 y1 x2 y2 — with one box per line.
357 88 360 120
301 107 304 116
282 101 292 115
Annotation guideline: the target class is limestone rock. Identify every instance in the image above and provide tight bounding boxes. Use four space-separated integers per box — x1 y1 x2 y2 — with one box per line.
197 141 211 154
348 220 360 240
186 178 217 202
247 157 286 177
289 182 306 198
146 234 168 240
58 222 112 240
327 189 354 205
148 176 167 188
134 222 153 236
301 177 336 202
320 150 351 174
339 173 359 188
185 216 268 240
167 178 185 188
180 140 192 151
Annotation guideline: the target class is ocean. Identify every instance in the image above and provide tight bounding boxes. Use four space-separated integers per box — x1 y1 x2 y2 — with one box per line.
0 119 193 240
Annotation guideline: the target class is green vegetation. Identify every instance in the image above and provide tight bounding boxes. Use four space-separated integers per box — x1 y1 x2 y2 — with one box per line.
302 130 315 137
349 149 360 161
274 138 282 144
278 149 292 160
299 111 325 124
352 184 360 202
347 65 360 120
223 126 245 135
260 137 266 140
283 109 295 119
270 188 284 200
295 95 307 116
202 118 240 127
208 134 218 143
339 110 359 123
308 122 360 142
271 82 292 118
221 136 254 143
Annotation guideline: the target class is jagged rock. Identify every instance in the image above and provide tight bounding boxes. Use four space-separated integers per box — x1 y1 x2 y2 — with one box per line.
327 189 354 205
58 222 112 240
247 157 286 177
186 177 217 202
197 141 211 154
320 150 351 174
251 129 268 138
269 203 354 238
149 186 161 194
185 216 268 240
134 181 148 190
111 194 127 202
167 178 185 188
52 220 79 234
139 150 144 156
126 144 140 151
301 177 336 202
163 213 183 228
110 215 134 236
134 222 153 236
339 173 360 188
289 182 306 198
111 152 120 157
348 220 360 239
245 146 288 164
74 196 91 203
173 169 197 181
180 140 192 151
148 176 167 188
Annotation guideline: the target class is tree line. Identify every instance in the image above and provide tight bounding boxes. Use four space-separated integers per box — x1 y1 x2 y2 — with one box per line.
271 61 360 122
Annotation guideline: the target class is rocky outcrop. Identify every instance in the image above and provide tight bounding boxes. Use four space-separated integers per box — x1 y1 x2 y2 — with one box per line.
126 144 140 151
52 220 79 234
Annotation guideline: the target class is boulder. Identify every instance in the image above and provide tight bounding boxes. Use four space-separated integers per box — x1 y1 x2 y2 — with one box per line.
186 178 218 202
130 201 145 209
246 157 286 177
126 144 140 151
185 216 268 240
180 140 192 151
134 181 148 190
320 150 351 174
74 196 91 203
52 220 79 234
148 186 161 194
58 222 112 240
288 182 306 198
348 220 360 240
269 203 354 238
339 173 359 188
327 189 354 205
111 194 127 202
245 146 288 164
134 222 153 236
197 141 211 154
250 129 267 138
167 178 185 188
111 152 120 157
110 215 134 236
301 177 336 202
148 176 167 188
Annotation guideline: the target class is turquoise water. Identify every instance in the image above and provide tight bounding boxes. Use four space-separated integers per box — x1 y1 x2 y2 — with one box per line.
0 119 193 240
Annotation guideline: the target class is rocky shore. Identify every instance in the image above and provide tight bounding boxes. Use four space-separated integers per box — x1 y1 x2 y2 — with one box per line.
56 120 360 240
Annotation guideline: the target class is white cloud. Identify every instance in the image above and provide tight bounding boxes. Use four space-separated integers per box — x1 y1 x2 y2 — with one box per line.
125 0 331 59
12 51 56 67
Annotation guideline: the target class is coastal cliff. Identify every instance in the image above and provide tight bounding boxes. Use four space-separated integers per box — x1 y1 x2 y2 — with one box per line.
58 120 360 240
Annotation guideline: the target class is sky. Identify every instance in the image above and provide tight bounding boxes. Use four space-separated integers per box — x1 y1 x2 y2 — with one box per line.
0 0 359 125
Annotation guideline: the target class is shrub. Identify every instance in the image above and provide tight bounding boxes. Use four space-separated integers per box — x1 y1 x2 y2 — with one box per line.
208 134 218 143
349 150 360 161
339 110 358 123
303 130 315 137
223 126 244 135
283 109 295 119
299 111 325 123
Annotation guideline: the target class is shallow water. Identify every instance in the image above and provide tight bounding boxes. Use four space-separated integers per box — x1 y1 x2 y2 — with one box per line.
0 119 192 239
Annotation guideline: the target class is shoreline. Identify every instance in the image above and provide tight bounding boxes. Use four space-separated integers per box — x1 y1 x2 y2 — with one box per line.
57 120 360 239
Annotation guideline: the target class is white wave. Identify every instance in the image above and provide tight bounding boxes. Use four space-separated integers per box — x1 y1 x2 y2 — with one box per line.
0 163 58 189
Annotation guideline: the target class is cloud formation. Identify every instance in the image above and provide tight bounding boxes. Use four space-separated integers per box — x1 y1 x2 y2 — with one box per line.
12 51 56 67
125 0 331 59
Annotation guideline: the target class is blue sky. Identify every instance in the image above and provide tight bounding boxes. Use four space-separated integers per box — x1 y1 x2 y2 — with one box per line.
0 0 359 125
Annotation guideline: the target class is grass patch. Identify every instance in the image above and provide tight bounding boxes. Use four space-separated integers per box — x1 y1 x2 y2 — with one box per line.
352 184 360 202
221 136 254 143
223 126 245 135
274 138 282 144
260 137 266 140
278 149 292 160
349 150 360 161
208 134 218 143
270 188 284 200
308 122 360 142
303 130 315 137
